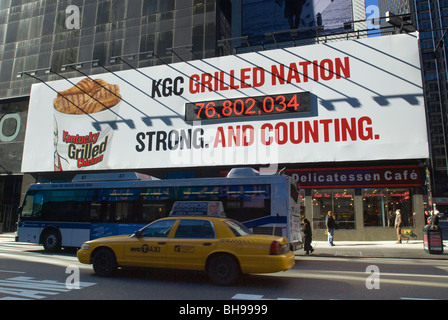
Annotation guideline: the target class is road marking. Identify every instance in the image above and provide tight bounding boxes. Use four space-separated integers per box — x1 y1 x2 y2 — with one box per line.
436 266 448 273
266 268 448 289
401 297 444 300
232 293 301 300
0 276 96 300
0 270 26 274
233 293 443 301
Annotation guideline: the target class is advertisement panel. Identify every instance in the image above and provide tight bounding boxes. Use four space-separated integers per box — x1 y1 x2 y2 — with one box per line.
242 0 354 40
22 33 428 172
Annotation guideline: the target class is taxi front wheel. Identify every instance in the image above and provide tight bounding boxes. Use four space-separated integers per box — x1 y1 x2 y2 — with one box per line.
92 248 118 277
207 254 240 286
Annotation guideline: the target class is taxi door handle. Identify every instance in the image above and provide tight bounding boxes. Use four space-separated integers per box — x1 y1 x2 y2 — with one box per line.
158 242 167 245
203 243 212 246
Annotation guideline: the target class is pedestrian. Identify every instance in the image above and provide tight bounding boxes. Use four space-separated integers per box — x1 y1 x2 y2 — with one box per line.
388 211 395 227
302 218 314 254
394 209 402 243
326 210 335 246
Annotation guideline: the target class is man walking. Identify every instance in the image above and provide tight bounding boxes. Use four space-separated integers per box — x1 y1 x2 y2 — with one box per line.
394 209 403 243
326 211 335 246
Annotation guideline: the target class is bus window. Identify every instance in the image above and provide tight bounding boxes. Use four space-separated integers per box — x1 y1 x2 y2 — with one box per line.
226 185 271 222
115 202 131 222
21 190 93 222
141 203 169 223
21 191 44 220
93 189 141 223
290 184 299 203
176 184 271 222
90 202 114 222
43 190 94 222
90 203 102 222
241 185 269 208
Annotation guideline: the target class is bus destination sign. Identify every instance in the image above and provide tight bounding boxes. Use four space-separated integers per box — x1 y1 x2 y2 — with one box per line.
185 92 311 121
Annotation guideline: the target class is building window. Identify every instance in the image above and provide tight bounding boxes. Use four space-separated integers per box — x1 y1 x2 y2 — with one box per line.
362 188 413 227
312 189 355 230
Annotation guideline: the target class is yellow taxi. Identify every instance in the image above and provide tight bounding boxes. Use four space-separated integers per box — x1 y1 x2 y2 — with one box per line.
77 202 295 285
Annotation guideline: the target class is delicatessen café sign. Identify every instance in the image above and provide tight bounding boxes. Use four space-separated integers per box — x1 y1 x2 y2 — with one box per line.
22 34 428 172
288 166 422 188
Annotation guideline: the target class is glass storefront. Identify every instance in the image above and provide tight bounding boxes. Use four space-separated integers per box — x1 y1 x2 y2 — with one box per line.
310 186 417 236
312 189 355 230
363 188 413 228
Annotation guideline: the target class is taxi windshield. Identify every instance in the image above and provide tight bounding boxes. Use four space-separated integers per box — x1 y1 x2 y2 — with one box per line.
225 220 252 237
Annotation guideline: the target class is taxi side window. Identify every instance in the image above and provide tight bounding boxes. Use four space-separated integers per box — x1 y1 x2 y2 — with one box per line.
174 220 215 239
141 219 176 238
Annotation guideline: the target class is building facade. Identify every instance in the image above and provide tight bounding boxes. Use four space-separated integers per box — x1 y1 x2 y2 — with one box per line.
0 0 228 231
0 0 430 241
375 0 448 211
413 0 448 210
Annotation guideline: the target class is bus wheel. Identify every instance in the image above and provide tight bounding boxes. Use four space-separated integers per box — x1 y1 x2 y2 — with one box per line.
207 254 240 286
92 248 117 277
42 229 61 253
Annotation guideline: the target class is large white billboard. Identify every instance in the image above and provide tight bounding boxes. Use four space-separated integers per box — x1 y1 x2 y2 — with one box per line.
22 33 428 172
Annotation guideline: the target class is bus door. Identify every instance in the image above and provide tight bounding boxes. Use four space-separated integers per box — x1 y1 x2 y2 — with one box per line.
124 219 177 268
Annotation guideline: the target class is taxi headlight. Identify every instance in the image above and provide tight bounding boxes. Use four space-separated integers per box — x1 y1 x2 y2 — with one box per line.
81 243 90 250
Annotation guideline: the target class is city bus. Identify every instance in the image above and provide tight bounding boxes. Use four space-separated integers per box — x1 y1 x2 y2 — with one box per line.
16 168 302 252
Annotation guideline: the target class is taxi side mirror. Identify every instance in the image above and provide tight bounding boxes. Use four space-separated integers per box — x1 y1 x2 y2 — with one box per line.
134 230 142 238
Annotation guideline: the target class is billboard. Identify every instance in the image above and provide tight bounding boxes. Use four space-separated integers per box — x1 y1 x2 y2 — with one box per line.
22 33 428 172
242 0 354 40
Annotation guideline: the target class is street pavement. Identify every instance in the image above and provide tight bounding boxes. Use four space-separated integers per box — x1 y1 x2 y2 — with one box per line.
1 232 447 260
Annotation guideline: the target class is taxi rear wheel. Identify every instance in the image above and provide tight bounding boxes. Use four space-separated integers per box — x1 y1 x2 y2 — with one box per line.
92 248 118 277
207 254 240 286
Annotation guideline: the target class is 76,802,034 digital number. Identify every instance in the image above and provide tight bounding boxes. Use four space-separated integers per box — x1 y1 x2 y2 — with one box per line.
184 92 311 121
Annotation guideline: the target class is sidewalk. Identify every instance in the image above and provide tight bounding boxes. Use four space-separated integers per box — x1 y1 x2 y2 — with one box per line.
296 240 448 260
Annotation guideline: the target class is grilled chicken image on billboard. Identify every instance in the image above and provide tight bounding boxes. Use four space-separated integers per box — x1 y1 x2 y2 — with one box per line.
53 78 121 115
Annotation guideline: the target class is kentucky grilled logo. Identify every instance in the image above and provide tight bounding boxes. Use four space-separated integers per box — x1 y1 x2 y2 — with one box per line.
62 130 108 168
